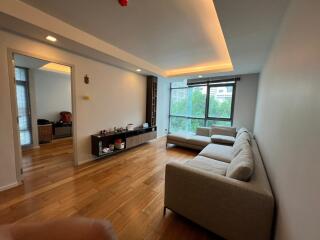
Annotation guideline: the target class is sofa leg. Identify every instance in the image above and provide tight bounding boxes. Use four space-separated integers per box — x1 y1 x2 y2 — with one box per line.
163 207 167 216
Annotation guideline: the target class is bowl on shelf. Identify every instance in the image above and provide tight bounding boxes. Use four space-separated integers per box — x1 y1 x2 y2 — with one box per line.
127 124 135 131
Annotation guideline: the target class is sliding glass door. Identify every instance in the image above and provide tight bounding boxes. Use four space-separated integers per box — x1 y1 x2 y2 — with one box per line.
169 85 207 133
15 67 32 146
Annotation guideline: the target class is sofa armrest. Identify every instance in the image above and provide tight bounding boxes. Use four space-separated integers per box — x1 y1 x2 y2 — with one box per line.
165 162 274 240
196 127 211 137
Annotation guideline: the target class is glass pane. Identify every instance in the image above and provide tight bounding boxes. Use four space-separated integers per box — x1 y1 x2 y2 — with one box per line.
206 120 232 127
15 68 21 80
169 117 205 134
190 86 206 118
15 68 27 81
190 118 205 133
208 86 233 118
170 86 207 118
171 80 187 88
20 131 31 146
18 116 28 131
170 88 188 116
16 85 27 116
169 116 188 133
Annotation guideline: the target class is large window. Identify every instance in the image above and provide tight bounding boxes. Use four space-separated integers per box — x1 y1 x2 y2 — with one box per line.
169 80 235 133
15 67 32 146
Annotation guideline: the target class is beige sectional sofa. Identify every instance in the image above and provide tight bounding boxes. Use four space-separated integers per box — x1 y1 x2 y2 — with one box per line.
164 127 274 240
166 126 237 150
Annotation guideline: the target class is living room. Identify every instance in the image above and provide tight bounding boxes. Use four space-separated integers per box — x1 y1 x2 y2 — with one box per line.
0 0 319 240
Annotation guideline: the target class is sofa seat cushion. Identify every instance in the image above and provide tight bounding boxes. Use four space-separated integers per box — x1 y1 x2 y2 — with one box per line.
187 135 211 147
199 144 233 163
211 135 235 145
227 144 254 181
167 133 192 142
185 156 229 175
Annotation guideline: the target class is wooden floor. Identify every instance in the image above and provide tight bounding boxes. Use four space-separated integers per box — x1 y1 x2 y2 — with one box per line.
0 138 222 239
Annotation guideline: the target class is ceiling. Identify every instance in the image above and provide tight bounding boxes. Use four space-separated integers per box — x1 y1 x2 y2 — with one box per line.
1 0 290 78
15 54 48 69
214 0 290 75
19 0 233 76
15 53 71 75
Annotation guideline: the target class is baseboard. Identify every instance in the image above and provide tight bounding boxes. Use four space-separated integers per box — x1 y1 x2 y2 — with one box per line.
0 181 20 192
77 158 95 166
157 134 168 139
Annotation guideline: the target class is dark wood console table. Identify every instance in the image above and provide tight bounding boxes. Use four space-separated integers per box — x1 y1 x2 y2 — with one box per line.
91 126 157 159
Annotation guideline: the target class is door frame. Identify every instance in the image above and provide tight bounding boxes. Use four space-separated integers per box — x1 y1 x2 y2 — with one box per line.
7 48 78 183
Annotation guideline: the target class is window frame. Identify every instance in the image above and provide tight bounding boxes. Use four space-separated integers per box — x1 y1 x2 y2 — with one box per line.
169 81 236 133
206 82 236 122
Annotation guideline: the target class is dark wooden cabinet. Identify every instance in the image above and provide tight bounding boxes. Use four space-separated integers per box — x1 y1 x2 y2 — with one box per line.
146 76 157 127
38 124 53 144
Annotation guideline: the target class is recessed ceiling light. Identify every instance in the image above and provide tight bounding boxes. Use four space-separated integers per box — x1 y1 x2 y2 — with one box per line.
198 75 203 78
136 69 142 72
46 35 57 42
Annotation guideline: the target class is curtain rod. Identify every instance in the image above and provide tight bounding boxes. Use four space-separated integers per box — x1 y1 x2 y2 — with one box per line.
187 76 240 86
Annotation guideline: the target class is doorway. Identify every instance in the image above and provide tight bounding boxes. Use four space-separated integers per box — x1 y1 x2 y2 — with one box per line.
10 52 76 181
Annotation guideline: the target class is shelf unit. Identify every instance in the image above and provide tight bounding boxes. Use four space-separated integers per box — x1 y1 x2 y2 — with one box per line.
91 126 157 158
146 76 157 127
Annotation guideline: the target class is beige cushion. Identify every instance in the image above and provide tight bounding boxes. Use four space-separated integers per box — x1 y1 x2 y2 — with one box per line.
185 156 229 175
187 135 211 147
167 133 191 142
199 144 233 163
233 132 251 156
196 127 211 137
227 145 254 181
211 135 235 145
211 126 236 137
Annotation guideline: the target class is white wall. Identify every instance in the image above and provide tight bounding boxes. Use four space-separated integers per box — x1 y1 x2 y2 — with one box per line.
0 34 19 190
157 77 170 137
233 73 259 131
33 70 72 122
254 0 320 239
0 30 146 189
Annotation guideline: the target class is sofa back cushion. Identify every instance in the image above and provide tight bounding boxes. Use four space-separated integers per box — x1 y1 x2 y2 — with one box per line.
233 132 251 156
196 127 211 137
211 126 236 137
227 144 254 181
